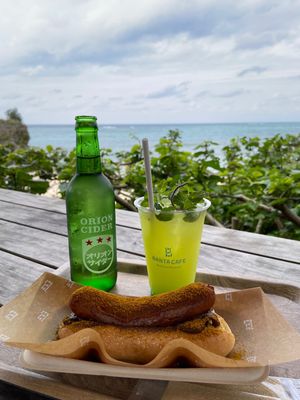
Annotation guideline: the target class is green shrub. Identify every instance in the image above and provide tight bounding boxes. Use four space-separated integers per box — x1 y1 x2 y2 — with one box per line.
0 131 299 239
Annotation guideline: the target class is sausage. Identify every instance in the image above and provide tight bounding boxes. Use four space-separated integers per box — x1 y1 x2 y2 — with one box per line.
69 282 215 327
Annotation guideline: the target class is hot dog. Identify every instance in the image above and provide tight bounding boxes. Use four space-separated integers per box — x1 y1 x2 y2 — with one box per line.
58 283 235 366
69 282 215 327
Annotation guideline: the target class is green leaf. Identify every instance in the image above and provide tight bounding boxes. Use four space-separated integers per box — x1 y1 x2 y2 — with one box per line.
183 211 201 222
28 180 50 194
155 208 174 221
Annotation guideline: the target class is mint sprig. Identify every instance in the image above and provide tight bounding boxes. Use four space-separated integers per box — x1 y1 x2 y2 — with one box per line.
141 181 206 222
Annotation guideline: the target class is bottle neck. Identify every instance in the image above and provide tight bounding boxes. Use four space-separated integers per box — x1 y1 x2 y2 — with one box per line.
76 156 101 174
75 124 102 174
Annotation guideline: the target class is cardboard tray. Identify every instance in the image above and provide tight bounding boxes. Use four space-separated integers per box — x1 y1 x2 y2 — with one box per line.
20 350 270 385
2 258 300 385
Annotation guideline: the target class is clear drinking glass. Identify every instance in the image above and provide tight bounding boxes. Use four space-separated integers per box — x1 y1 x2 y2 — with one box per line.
134 197 211 294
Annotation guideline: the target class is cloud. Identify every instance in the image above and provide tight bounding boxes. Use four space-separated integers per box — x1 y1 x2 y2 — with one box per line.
0 1 300 123
146 82 190 99
216 89 248 98
195 90 210 98
1 0 297 73
235 32 285 51
194 89 247 99
238 66 267 77
20 65 45 77
2 93 22 100
24 96 37 102
288 75 300 80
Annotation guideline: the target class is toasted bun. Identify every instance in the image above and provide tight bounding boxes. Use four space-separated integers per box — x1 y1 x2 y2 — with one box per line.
57 314 235 365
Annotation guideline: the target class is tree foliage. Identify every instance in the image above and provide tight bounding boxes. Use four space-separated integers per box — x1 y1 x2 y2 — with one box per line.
0 131 299 239
5 108 23 122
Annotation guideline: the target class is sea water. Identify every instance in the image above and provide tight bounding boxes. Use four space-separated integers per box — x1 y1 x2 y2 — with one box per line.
28 122 300 153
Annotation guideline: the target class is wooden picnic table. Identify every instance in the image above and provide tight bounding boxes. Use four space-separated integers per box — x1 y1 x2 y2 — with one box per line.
0 187 299 399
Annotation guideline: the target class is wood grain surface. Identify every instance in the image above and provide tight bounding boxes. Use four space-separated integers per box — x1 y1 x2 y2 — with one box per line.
1 188 299 262
0 192 299 290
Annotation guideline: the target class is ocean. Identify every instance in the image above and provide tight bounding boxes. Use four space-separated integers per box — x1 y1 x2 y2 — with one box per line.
28 122 300 154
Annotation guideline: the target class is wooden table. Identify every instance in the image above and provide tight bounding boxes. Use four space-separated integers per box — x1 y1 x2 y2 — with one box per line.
0 188 299 399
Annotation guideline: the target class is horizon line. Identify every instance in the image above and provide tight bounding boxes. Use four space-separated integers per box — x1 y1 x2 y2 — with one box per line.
27 121 300 126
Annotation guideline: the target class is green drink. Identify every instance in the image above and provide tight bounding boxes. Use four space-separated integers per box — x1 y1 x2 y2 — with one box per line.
66 116 117 291
135 197 210 294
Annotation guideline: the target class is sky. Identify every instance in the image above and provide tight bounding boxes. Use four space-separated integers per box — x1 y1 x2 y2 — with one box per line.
0 0 300 124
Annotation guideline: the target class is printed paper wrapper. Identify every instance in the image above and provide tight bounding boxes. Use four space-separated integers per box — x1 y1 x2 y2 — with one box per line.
0 272 300 368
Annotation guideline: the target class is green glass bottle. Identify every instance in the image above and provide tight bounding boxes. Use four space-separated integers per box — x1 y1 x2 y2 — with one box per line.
66 115 117 291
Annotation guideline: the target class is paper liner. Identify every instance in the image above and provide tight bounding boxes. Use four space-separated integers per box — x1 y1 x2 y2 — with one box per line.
1 272 300 368
8 330 256 368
